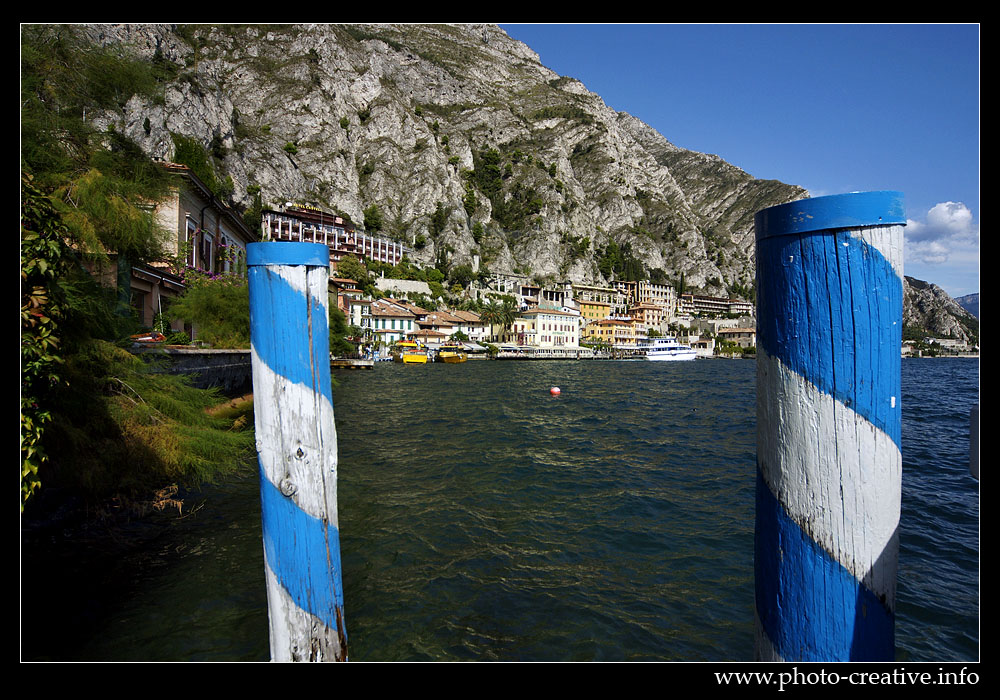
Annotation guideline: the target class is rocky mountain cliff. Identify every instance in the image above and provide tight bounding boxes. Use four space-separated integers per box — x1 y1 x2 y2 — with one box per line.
904 277 979 344
80 22 806 295
71 23 976 341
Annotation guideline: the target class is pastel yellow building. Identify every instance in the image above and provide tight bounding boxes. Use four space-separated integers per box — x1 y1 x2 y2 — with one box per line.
582 318 636 347
579 299 612 324
628 302 667 334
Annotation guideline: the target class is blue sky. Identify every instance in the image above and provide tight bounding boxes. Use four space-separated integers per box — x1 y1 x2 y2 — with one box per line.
501 24 980 298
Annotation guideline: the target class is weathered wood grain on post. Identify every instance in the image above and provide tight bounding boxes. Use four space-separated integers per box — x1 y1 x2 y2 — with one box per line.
248 242 347 662
754 192 905 661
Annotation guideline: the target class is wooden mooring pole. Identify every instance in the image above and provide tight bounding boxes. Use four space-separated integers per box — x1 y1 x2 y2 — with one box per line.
754 191 905 661
247 242 347 662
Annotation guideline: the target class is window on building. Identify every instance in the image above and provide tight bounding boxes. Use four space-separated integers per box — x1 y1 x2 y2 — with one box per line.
130 289 147 326
186 218 198 267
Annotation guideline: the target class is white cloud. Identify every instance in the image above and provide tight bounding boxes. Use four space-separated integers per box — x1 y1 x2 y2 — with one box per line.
905 201 979 265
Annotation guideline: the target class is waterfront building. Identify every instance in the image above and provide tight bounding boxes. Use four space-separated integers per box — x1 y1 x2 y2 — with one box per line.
931 337 975 352
418 310 464 338
690 337 716 357
628 302 668 334
261 204 407 271
529 285 571 310
477 273 582 314
411 329 447 346
512 307 581 349
348 297 373 339
484 271 531 297
330 277 362 316
370 299 417 346
390 299 431 322
579 299 612 325
582 318 635 347
126 265 188 332
906 337 980 356
688 316 755 335
329 277 372 338
678 293 754 317
450 309 488 343
716 327 757 348
613 280 638 305
636 280 677 314
572 282 631 316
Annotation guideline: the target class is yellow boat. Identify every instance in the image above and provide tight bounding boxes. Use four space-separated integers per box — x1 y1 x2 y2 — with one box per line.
393 340 428 364
437 343 468 363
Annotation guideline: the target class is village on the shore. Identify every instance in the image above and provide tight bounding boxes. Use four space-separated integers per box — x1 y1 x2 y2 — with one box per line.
129 166 977 363
348 275 755 361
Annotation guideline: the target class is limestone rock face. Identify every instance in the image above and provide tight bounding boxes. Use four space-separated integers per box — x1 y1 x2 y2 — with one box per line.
81 23 808 296
75 24 977 335
904 277 979 343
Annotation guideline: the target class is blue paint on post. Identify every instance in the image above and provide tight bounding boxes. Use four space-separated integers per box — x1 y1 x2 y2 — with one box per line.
754 191 903 662
754 470 894 661
756 229 902 447
249 241 331 267
754 191 906 239
248 241 345 660
260 466 345 630
247 265 334 405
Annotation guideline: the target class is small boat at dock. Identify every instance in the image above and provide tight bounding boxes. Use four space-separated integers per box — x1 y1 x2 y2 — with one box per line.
436 343 468 363
393 340 429 364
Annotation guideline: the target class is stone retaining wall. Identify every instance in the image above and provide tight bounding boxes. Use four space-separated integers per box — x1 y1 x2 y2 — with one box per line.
132 346 252 395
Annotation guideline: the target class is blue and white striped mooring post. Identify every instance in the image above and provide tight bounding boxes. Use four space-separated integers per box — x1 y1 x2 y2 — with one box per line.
247 242 347 662
754 191 905 662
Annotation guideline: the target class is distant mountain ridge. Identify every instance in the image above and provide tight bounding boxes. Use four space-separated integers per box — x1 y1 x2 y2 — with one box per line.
955 293 979 319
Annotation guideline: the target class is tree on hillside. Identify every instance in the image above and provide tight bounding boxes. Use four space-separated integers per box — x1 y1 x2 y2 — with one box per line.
363 204 384 232
336 255 370 286
168 273 250 348
329 305 355 357
449 263 475 289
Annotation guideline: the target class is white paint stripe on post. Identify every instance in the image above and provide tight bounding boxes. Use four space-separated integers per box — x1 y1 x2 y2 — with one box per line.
754 192 905 662
248 241 347 662
756 348 902 606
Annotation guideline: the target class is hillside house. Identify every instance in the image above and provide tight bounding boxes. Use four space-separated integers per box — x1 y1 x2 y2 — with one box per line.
123 163 258 332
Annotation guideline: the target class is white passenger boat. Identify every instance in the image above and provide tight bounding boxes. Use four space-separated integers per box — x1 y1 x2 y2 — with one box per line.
638 336 697 361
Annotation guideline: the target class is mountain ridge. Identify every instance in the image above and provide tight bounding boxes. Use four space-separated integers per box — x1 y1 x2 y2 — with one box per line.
80 22 806 294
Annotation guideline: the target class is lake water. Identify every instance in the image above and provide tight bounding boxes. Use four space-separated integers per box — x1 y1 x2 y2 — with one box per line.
21 357 979 662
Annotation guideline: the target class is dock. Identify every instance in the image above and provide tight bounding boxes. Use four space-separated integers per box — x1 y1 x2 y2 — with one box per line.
331 358 375 370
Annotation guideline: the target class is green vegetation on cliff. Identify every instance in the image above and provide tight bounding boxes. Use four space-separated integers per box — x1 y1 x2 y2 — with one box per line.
21 26 254 512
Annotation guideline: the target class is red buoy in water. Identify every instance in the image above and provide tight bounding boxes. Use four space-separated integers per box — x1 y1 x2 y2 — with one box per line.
550 386 561 396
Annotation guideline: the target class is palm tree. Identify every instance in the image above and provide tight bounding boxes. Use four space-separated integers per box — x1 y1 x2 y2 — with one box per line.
481 298 501 343
499 297 517 344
